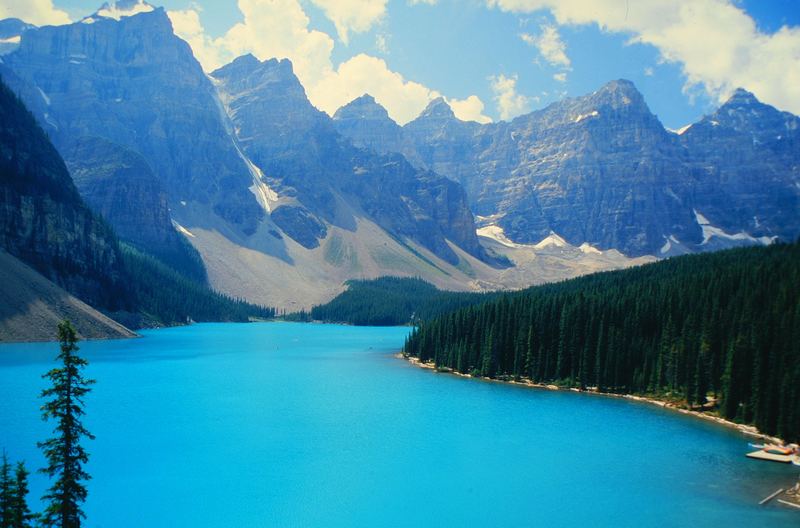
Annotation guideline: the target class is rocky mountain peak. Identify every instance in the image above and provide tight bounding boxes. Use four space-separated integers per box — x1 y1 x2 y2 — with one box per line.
699 87 799 136
210 53 261 79
1 5 264 235
212 55 303 95
263 57 296 77
725 87 759 107
418 97 456 120
0 18 34 38
592 79 647 109
0 18 34 55
334 94 393 123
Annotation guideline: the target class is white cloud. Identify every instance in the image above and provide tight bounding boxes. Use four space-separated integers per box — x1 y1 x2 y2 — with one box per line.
448 95 492 123
490 74 532 120
520 24 571 68
553 72 567 82
375 33 389 53
170 0 484 125
0 0 70 26
409 0 438 4
644 66 654 77
489 0 800 115
215 0 335 86
168 8 226 70
310 53 437 124
308 0 387 44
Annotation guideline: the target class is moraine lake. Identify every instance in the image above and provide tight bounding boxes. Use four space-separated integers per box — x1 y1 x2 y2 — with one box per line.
0 322 797 527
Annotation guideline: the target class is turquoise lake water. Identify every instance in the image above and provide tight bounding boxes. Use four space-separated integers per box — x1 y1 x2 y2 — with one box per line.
0 322 798 527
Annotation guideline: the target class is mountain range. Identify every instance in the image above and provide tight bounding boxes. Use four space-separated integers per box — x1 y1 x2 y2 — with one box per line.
1 1 797 312
336 81 799 257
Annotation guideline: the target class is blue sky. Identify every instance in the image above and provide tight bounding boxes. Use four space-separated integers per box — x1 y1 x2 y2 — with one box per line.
5 0 800 128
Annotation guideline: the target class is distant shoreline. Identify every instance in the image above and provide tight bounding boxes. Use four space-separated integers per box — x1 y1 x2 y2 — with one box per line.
398 353 786 445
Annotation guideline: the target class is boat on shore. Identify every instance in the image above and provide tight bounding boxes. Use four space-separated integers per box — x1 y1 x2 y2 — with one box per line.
746 443 800 465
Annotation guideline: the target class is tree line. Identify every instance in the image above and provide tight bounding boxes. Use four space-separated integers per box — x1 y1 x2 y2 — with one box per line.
306 277 496 326
117 243 275 327
404 242 800 442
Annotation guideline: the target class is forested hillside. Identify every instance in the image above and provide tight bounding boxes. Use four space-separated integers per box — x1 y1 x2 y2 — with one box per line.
116 244 275 328
309 277 495 326
404 242 800 441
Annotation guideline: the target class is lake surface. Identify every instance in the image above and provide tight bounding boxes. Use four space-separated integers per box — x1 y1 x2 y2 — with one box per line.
0 322 797 527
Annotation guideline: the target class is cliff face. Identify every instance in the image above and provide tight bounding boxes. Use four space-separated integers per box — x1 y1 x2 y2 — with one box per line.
0 7 263 235
333 94 423 166
211 56 488 264
0 79 125 309
337 81 799 257
488 80 698 256
1 6 493 292
64 136 207 282
680 89 800 247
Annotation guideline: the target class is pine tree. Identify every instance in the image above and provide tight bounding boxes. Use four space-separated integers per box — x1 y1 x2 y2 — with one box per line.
0 452 12 528
38 320 95 528
10 462 34 528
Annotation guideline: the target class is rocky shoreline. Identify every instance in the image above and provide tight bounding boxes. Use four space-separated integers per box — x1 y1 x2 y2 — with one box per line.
399 353 786 445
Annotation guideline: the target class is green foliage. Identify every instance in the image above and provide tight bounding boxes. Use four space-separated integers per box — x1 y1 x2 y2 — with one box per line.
0 454 34 528
118 243 275 326
10 463 33 528
0 452 12 528
38 321 94 528
138 234 208 286
308 277 497 326
404 242 800 441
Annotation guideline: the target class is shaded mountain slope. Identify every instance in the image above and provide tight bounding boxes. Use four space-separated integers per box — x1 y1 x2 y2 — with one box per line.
0 250 136 342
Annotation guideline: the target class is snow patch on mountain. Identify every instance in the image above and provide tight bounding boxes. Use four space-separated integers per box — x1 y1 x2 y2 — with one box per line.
172 221 195 238
660 235 682 254
694 210 774 245
579 242 602 254
667 124 692 135
574 110 599 123
479 226 604 256
476 225 520 248
534 232 569 249
36 86 50 106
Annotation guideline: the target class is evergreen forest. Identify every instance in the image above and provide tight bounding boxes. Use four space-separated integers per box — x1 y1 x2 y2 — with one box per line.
308 277 495 325
116 244 275 327
403 242 800 441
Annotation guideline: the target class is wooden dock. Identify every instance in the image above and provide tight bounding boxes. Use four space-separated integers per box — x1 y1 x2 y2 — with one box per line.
745 450 797 463
759 488 784 505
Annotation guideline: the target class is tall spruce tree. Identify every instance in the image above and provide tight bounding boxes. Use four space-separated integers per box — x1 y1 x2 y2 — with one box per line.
38 321 95 528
